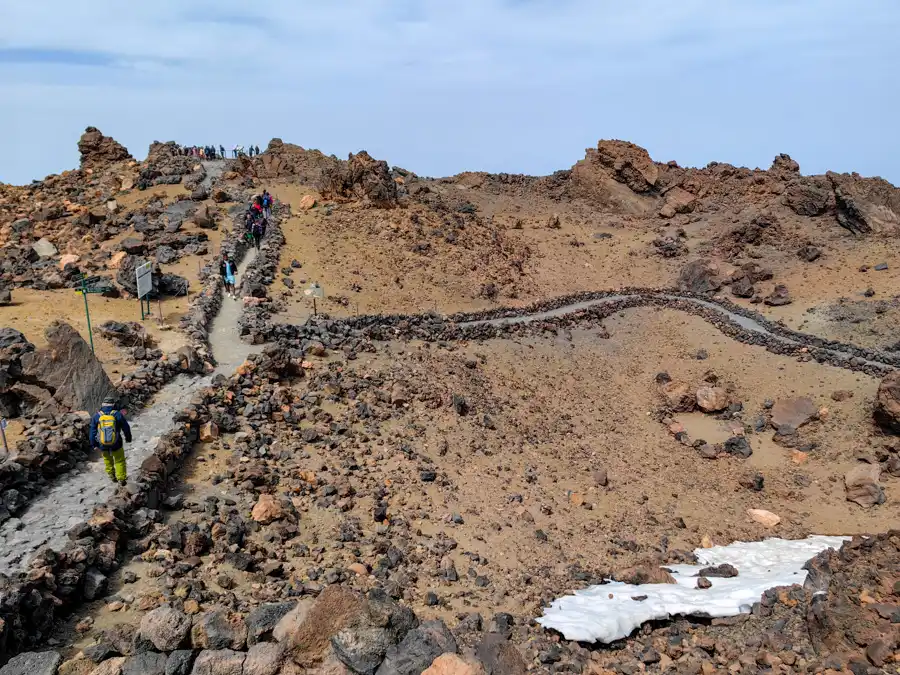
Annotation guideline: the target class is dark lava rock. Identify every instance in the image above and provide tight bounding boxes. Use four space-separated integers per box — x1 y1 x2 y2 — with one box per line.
723 436 752 458
0 651 62 675
764 284 792 306
375 620 457 675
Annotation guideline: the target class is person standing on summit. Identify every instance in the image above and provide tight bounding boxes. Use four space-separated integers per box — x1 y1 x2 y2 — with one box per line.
90 395 132 486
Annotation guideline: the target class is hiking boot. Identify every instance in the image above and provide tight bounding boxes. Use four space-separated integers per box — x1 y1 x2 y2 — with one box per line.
118 479 127 487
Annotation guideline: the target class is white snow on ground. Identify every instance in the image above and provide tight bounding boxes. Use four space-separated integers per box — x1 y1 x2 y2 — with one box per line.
537 535 848 643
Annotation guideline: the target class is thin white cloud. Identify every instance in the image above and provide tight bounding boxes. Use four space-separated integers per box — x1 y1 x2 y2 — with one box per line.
1 1 898 183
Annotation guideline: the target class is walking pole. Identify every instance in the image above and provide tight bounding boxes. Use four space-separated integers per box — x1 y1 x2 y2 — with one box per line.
0 419 8 457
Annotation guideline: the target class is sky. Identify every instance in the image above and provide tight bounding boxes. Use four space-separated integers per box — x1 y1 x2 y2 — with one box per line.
1 1 898 185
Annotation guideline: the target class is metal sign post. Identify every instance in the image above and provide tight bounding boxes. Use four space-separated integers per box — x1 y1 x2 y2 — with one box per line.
304 282 325 316
76 273 107 354
0 418 8 456
136 261 153 320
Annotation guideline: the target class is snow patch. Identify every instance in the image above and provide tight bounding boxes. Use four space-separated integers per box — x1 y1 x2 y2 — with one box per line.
536 535 848 643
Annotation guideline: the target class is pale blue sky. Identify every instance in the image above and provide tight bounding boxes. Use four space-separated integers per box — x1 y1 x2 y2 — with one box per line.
1 1 898 185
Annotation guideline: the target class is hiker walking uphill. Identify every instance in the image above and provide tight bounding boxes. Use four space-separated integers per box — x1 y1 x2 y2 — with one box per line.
90 396 132 486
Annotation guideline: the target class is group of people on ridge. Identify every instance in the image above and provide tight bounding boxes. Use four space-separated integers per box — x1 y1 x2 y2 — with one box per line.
177 144 225 159
172 144 264 159
232 145 262 158
89 191 275 486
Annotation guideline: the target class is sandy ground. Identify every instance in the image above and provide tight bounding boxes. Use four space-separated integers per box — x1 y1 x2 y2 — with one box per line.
269 183 675 322
0 287 189 379
54 305 897 647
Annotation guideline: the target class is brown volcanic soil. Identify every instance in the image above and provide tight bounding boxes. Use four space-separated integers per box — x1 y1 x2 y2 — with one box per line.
7 132 900 672
52 308 898 668
251 140 900 357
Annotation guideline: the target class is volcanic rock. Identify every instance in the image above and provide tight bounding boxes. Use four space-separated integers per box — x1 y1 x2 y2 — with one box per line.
78 126 132 169
747 509 781 528
19 321 115 413
31 238 58 258
375 620 457 675
730 274 755 298
251 493 287 524
0 652 62 675
696 386 729 413
659 381 694 412
594 140 659 193
140 606 191 651
659 187 696 218
320 151 398 208
874 371 900 433
190 649 245 675
191 609 248 651
677 260 722 294
844 462 885 508
422 654 486 675
770 398 816 432
764 284 792 306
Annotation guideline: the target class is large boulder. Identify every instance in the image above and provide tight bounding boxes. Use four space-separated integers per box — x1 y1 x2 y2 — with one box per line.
594 140 659 193
78 126 132 169
0 651 62 675
116 254 155 296
140 606 191 651
375 620 457 675
844 462 885 508
319 151 398 208
19 321 115 413
874 371 900 433
770 397 817 433
277 586 366 666
659 187 696 218
784 181 831 217
191 609 248 651
677 259 722 294
828 171 900 236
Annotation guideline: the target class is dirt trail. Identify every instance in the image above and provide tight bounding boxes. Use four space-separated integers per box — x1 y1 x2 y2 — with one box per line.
0 248 258 576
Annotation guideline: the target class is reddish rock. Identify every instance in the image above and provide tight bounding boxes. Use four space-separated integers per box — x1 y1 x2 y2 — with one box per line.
77 126 132 169
696 386 729 413
251 494 287 524
874 371 900 433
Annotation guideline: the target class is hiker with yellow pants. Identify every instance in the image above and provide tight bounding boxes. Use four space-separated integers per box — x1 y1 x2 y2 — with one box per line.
90 395 133 486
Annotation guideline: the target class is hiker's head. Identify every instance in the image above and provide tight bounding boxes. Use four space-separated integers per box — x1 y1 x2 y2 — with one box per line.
102 395 117 408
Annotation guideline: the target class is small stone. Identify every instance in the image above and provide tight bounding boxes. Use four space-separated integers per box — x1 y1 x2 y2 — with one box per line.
696 386 729 413
697 577 712 589
251 493 287 524
747 508 781 528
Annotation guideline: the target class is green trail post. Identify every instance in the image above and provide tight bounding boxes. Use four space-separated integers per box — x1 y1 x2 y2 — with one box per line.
77 274 108 355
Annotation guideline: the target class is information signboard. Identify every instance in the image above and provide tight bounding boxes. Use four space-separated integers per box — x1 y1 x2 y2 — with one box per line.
136 262 153 299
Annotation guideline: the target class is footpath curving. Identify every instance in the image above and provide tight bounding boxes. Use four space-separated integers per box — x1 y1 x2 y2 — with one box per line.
326 288 900 377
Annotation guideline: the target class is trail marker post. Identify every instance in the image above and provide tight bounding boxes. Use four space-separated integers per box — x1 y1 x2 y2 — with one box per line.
304 281 324 316
136 261 153 320
76 273 107 354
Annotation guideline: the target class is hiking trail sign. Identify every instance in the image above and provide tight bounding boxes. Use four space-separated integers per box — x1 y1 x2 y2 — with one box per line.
136 261 153 319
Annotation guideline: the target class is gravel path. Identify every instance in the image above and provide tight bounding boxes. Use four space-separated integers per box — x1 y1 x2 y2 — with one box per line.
0 249 258 576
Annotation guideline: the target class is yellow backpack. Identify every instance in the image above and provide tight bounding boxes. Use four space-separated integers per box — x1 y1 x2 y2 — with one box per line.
98 412 118 447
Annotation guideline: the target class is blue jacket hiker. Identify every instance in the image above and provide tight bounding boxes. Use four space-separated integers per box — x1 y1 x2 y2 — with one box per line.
90 395 133 486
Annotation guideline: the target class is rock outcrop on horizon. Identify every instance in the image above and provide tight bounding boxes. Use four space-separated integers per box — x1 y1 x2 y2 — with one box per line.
77 126 132 170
